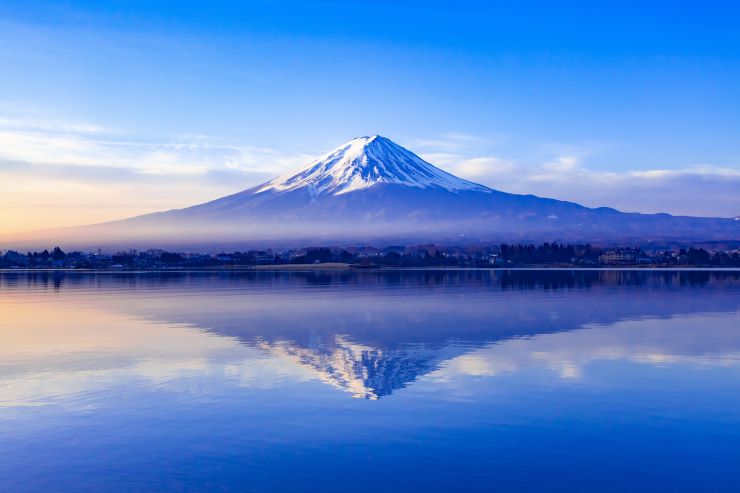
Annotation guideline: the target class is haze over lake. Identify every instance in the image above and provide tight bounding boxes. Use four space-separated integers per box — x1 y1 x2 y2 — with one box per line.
1 270 739 492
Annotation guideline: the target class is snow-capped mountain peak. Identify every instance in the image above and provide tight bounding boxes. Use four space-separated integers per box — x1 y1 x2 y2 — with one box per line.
10 134 737 248
257 135 490 196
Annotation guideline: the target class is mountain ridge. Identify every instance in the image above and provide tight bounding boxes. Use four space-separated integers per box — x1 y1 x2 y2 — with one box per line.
2 135 738 249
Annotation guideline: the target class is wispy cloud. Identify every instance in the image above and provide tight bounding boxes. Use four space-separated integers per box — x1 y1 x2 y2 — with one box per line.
0 112 312 232
416 133 739 218
0 116 111 134
0 118 309 179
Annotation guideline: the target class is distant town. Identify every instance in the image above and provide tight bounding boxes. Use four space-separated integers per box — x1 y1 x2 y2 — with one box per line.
1 243 739 270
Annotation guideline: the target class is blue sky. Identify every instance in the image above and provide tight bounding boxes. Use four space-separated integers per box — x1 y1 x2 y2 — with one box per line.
1 1 739 232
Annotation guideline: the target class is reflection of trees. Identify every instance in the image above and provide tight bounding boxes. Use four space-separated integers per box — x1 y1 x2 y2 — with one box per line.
3 269 737 292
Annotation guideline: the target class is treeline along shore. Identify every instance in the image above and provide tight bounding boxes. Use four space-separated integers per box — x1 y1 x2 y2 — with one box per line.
2 243 739 270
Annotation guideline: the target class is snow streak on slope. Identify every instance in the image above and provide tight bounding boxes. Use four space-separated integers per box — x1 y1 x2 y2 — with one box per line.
257 135 490 196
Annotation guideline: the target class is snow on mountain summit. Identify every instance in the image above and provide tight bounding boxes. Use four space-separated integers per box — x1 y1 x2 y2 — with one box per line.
257 135 490 196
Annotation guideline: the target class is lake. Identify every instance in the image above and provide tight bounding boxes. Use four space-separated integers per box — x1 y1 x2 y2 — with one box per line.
1 270 739 492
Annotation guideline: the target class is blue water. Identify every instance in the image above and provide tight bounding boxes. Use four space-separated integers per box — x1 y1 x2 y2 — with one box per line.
1 270 739 492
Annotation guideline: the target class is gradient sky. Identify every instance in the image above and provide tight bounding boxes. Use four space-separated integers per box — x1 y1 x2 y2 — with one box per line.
1 0 739 234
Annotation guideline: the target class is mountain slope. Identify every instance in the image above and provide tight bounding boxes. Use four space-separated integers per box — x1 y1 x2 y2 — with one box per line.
4 135 738 248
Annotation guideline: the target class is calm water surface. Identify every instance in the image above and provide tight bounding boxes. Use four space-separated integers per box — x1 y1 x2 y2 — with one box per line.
1 270 739 492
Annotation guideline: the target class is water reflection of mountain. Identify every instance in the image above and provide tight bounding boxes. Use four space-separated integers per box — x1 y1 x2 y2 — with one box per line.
252 337 464 399
3 270 739 399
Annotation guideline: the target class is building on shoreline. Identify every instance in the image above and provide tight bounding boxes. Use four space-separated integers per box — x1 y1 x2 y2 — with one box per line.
599 248 640 265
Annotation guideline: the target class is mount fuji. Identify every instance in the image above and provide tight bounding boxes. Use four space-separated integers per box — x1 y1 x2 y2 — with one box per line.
8 135 739 248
